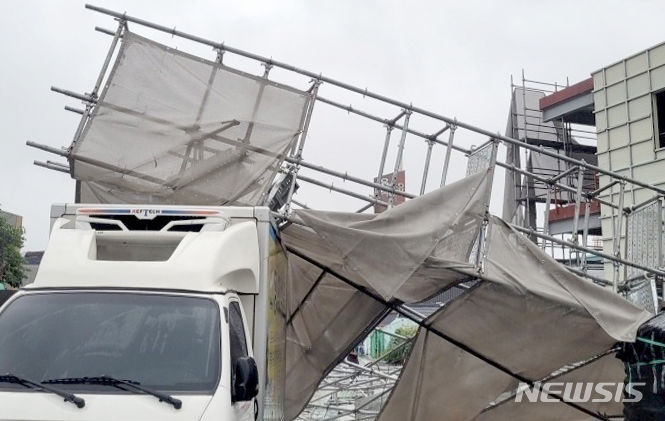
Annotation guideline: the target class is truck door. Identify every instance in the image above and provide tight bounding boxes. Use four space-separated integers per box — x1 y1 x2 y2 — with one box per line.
228 299 255 421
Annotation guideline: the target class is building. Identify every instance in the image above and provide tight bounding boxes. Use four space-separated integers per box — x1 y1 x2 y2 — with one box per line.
593 45 665 280
501 75 606 279
539 41 665 282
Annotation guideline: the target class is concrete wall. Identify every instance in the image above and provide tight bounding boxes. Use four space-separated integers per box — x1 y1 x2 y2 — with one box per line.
592 42 665 279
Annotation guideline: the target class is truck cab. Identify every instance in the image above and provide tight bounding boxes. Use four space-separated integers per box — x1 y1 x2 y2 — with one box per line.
0 204 287 421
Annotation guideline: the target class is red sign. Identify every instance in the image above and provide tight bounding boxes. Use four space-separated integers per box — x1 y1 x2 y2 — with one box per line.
374 171 405 213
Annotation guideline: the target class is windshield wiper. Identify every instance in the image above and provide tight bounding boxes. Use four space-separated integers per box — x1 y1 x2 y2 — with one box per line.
43 375 182 409
0 373 85 408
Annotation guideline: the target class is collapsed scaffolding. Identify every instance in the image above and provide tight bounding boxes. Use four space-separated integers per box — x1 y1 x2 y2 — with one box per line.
26 5 665 420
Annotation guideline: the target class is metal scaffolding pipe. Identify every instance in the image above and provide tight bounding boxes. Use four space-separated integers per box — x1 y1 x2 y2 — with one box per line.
430 125 450 139
51 86 95 103
420 139 434 195
477 141 499 274
294 81 321 159
388 110 411 207
317 95 459 153
567 266 610 287
588 180 620 199
388 109 407 126
64 106 84 115
29 135 616 225
46 160 70 170
356 202 374 213
26 141 68 157
342 361 399 382
33 160 70 174
613 182 626 292
627 194 664 213
28 133 412 201
94 26 116 36
296 174 389 207
542 186 552 251
376 126 393 182
572 166 585 244
498 161 618 210
511 224 665 278
549 165 579 184
71 19 125 156
285 80 321 213
30 133 415 205
291 199 310 209
440 124 456 187
27 140 167 186
582 199 591 270
91 21 124 96
287 157 416 199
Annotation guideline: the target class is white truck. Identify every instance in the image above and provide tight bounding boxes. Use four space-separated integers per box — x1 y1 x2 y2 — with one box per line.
0 204 288 421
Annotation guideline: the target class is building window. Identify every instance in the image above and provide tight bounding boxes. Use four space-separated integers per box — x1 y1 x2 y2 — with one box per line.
654 91 665 149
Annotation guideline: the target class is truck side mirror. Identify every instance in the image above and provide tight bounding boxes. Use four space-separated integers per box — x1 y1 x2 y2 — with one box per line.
232 356 259 402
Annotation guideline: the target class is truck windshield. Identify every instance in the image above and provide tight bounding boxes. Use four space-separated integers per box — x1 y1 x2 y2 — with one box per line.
0 292 220 393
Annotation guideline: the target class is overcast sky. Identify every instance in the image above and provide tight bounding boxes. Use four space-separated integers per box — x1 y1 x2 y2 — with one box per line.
2 0 665 251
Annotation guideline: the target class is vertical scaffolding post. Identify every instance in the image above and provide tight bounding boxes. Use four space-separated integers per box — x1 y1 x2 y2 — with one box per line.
521 70 532 231
294 80 321 159
377 126 393 182
542 185 552 251
420 139 434 195
284 79 321 214
659 199 664 298
261 61 273 79
571 166 585 243
612 182 626 292
440 122 457 187
477 139 499 274
388 110 411 208
582 198 591 272
572 165 585 266
70 18 126 149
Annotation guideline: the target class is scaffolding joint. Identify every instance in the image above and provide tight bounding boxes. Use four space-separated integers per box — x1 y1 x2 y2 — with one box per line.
307 78 322 93
450 118 458 132
214 47 225 63
388 109 407 126
261 59 274 78
114 15 128 29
